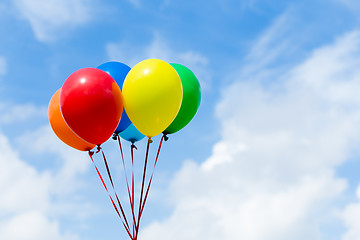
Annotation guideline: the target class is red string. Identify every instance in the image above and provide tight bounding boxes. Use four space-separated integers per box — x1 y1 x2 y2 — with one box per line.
139 134 164 218
117 138 135 209
90 135 166 240
100 149 131 232
134 138 152 239
131 143 137 235
117 137 134 207
117 136 137 234
131 144 136 209
88 151 133 239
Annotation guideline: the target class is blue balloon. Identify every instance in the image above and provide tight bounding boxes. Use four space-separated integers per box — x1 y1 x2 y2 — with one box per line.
119 124 145 143
98 61 131 133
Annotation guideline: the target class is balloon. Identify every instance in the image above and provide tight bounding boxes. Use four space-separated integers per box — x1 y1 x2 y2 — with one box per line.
48 89 96 151
60 68 123 145
122 59 183 137
164 63 201 134
97 61 131 133
119 124 145 143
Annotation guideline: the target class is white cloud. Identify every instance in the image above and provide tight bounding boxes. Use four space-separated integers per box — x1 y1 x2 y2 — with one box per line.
12 0 95 42
342 186 360 240
0 211 78 240
0 102 46 125
0 57 7 76
139 28 360 240
238 11 306 82
0 134 51 215
106 33 211 90
0 101 94 238
17 125 90 195
0 131 80 239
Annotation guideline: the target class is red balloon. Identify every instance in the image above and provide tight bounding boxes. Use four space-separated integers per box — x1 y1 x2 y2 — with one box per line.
60 68 123 145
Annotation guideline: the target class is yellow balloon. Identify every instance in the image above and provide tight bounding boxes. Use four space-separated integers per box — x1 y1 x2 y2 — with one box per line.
122 59 183 137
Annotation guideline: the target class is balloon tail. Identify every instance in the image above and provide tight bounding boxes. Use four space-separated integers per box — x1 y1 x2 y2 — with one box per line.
88 150 132 239
96 145 101 153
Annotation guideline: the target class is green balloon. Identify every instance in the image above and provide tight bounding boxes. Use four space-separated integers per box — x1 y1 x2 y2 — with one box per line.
164 63 201 134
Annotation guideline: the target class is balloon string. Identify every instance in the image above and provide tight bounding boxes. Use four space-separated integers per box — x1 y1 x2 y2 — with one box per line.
117 134 125 162
100 147 131 232
116 136 135 223
134 138 152 239
88 150 132 239
131 143 137 234
139 134 164 220
131 144 137 206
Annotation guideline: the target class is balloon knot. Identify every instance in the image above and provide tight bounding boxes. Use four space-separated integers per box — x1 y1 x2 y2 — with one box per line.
88 150 94 156
96 145 102 153
131 143 138 150
112 133 118 140
148 138 153 144
164 134 169 141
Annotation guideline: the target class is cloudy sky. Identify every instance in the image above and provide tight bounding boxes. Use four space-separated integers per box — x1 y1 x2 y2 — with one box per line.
1 0 360 239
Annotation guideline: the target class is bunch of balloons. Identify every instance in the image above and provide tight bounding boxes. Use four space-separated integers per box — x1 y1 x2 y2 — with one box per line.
49 59 201 149
48 59 201 240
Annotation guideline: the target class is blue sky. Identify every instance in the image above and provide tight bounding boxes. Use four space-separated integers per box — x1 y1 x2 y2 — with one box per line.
1 0 360 239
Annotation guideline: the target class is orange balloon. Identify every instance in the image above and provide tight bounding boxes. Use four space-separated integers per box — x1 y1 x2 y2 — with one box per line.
48 89 96 151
